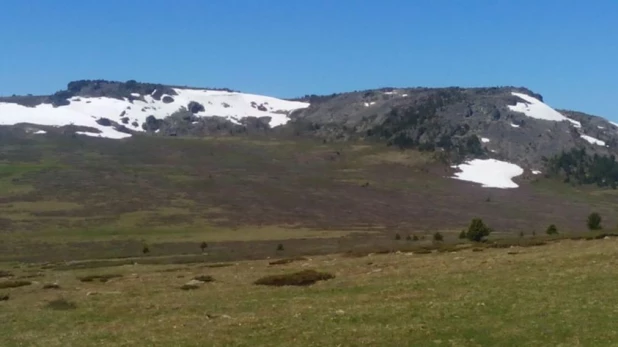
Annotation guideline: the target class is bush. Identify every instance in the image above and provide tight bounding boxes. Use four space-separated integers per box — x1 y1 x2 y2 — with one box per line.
46 298 77 311
433 232 444 242
0 280 31 289
276 243 284 251
394 233 401 240
406 235 412 241
78 274 122 283
546 224 558 235
0 294 8 301
200 242 208 252
412 235 419 241
587 212 602 230
459 230 467 239
193 275 214 283
254 270 335 287
142 245 150 255
519 231 524 238
466 218 492 242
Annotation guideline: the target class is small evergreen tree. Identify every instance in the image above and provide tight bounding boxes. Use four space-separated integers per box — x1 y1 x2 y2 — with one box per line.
433 232 444 242
406 235 412 241
142 245 150 255
459 230 467 239
587 212 602 230
200 241 208 252
519 231 524 238
276 243 284 251
394 233 401 240
546 224 558 235
412 235 419 241
466 218 492 242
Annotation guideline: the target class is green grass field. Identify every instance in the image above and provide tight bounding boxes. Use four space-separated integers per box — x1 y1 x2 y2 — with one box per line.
2 238 618 346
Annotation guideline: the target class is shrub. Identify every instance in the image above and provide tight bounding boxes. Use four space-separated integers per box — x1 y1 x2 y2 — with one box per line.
0 280 31 289
406 235 412 241
519 231 524 238
587 212 602 230
200 242 208 252
78 274 122 283
269 257 308 266
459 230 467 239
412 235 419 241
276 243 284 251
193 275 214 283
142 245 150 255
0 294 8 301
546 224 558 235
433 232 444 242
46 298 77 311
394 233 401 240
254 270 335 287
466 218 492 242
532 231 536 237
43 283 61 290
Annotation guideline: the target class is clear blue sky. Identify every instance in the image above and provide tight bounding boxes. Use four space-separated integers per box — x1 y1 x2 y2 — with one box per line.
1 0 616 118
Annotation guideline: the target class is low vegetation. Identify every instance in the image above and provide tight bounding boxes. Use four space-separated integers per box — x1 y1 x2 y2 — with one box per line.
268 257 308 266
0 280 31 289
254 270 335 286
78 274 122 283
588 212 602 230
45 298 77 311
193 275 214 283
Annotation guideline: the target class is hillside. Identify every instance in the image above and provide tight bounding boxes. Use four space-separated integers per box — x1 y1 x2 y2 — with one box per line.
2 80 618 191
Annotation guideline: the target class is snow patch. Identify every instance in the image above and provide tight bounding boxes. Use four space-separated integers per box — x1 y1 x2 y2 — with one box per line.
532 170 542 175
0 89 309 139
130 93 140 97
581 134 606 146
610 121 618 128
598 126 605 129
481 137 490 143
402 94 408 97
452 159 524 189
508 92 581 128
33 130 46 134
510 123 520 128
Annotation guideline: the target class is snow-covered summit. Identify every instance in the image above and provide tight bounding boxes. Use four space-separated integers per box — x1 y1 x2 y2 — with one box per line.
0 86 309 139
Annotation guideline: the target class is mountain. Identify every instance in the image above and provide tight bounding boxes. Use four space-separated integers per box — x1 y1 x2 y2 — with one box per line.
0 80 310 139
1 80 617 189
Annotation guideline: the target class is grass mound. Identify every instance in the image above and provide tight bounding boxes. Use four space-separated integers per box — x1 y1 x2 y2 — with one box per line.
254 270 334 287
0 280 32 289
46 298 77 311
78 274 122 283
43 283 61 290
193 275 214 283
268 257 308 266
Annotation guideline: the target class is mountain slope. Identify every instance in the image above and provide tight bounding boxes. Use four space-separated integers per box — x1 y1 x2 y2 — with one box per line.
2 80 618 190
0 80 309 139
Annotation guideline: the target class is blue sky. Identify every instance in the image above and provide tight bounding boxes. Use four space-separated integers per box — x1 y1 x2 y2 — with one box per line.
0 0 616 118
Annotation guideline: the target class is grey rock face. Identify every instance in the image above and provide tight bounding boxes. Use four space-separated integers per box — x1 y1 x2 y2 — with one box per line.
288 87 618 169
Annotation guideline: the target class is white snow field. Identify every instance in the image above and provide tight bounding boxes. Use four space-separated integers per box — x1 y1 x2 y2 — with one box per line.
508 92 581 128
0 89 310 139
452 159 524 189
580 134 606 146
